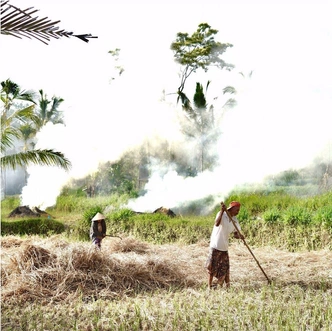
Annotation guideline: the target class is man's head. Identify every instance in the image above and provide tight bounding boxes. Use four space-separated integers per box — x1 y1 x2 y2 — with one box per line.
228 201 241 216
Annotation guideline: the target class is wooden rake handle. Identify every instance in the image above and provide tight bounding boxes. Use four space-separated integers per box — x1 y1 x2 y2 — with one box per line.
105 235 122 240
225 207 271 284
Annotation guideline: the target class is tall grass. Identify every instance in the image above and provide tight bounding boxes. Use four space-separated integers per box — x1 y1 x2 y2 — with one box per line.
53 193 130 213
2 286 331 331
1 186 331 331
1 191 331 250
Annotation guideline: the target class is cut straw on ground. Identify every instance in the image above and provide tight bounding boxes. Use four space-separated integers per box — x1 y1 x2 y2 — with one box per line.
1 235 331 305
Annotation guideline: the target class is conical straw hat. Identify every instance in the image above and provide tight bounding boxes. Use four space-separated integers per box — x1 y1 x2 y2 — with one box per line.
91 212 105 221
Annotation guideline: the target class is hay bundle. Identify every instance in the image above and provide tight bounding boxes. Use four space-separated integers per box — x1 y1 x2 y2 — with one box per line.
2 237 331 304
10 244 56 271
1 236 24 248
108 236 149 254
60 245 106 272
1 239 197 303
153 206 176 217
8 205 40 217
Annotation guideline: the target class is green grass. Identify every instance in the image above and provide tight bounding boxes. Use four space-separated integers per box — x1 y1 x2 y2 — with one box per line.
1 189 331 331
1 218 65 236
1 190 331 250
2 285 331 331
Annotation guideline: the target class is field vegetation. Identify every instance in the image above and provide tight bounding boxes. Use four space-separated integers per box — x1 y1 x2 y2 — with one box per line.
1 190 332 330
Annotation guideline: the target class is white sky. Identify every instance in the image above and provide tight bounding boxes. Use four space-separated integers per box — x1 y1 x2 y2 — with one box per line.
1 0 332 210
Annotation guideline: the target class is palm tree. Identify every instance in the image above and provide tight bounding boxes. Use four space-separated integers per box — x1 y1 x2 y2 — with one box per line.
19 123 37 151
35 89 64 131
0 0 97 45
1 78 36 117
180 82 220 173
1 79 71 172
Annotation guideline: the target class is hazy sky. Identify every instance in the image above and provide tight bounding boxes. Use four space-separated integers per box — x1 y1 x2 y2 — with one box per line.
1 0 332 210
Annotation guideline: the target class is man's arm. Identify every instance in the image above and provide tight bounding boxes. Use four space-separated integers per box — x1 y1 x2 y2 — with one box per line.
234 231 245 239
215 202 227 226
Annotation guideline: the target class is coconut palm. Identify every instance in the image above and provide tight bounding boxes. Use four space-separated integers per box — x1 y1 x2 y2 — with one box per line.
0 0 97 45
35 89 65 131
1 149 71 170
1 79 71 171
1 78 36 116
180 81 221 173
19 123 37 151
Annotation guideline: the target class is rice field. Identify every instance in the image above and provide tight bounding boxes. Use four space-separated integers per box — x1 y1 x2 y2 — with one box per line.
1 234 332 330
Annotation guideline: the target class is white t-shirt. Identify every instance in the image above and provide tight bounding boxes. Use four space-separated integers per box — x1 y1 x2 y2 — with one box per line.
209 211 241 251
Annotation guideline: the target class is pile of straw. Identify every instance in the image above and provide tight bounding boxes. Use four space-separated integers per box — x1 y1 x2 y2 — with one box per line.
1 236 197 304
1 235 331 304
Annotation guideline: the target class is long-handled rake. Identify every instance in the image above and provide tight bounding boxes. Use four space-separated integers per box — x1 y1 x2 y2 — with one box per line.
105 234 122 240
225 206 271 284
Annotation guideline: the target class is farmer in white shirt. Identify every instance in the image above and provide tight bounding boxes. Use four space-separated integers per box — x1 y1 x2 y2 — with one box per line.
206 201 244 288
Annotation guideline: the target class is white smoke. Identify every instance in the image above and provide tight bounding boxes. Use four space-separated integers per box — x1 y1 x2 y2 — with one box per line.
20 66 332 211
2 0 330 211
126 69 332 213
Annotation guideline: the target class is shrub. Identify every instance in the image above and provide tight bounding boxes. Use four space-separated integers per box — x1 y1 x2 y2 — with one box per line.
111 208 135 221
238 206 250 222
0 196 20 214
1 218 65 236
312 206 332 228
263 208 282 223
282 207 312 225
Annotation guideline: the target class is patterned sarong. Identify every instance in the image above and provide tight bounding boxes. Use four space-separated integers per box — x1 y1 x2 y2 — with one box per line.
206 248 230 280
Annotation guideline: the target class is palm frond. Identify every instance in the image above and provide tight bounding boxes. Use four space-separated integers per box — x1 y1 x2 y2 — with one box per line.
0 126 20 152
223 98 237 109
222 86 237 95
177 90 192 112
0 0 97 44
1 148 71 170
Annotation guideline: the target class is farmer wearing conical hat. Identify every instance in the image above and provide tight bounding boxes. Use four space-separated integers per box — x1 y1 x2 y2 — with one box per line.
206 201 244 288
90 212 107 249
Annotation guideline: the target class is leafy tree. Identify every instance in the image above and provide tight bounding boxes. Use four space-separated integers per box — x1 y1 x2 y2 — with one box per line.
170 23 234 101
66 150 140 197
0 0 97 45
170 23 238 173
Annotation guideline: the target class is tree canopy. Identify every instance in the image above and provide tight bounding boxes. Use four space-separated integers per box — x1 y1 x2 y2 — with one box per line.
171 23 234 94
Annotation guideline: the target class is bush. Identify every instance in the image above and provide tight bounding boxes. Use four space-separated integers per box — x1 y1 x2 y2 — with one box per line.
1 218 65 236
263 208 282 223
0 196 20 214
54 194 130 213
105 211 211 244
238 206 250 222
282 207 312 225
312 206 332 228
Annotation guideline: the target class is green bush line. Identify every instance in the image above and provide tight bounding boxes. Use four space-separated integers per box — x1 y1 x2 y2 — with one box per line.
52 193 130 212
68 206 331 251
2 191 331 251
1 218 65 236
